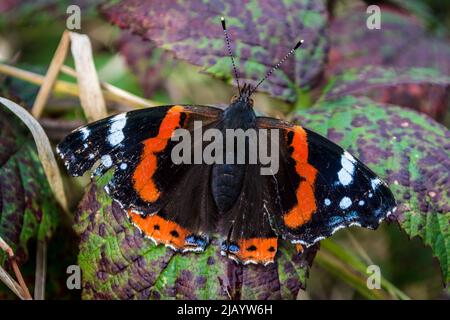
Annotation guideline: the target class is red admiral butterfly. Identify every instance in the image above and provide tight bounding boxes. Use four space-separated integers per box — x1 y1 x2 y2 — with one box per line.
57 17 396 266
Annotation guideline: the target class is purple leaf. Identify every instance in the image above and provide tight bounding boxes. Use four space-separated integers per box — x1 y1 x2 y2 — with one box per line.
101 0 329 102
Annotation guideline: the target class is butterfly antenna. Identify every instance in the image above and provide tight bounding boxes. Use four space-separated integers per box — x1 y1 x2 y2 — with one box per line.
251 39 304 95
221 16 241 94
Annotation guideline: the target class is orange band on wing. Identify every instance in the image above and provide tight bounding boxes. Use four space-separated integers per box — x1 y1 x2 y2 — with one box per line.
235 238 278 264
132 105 185 202
283 126 318 229
129 210 189 250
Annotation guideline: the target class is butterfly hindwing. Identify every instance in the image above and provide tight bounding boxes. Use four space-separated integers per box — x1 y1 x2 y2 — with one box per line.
219 164 279 265
57 105 222 251
256 117 397 247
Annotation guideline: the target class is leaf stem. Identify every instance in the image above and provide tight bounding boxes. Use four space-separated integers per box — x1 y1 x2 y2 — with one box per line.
0 236 32 300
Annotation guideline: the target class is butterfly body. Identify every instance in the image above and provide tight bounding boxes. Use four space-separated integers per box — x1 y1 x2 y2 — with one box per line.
211 85 257 214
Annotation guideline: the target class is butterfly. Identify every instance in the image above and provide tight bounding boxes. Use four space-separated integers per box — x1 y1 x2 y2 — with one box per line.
56 17 396 266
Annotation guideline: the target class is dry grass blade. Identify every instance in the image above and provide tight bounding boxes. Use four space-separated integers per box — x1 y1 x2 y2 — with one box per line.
69 32 107 121
0 235 14 257
31 31 70 119
0 97 69 213
0 63 160 109
10 258 32 299
60 65 157 109
34 240 47 300
0 63 80 95
0 265 26 299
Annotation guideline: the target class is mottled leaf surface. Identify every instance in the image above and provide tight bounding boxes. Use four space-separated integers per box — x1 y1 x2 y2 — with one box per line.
116 31 174 98
329 5 450 74
327 5 450 120
294 96 450 284
322 66 450 120
0 110 59 266
101 0 329 102
75 175 317 300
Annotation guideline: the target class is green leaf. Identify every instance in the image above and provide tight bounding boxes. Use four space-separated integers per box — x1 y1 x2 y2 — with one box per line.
0 109 59 266
293 96 450 284
101 0 329 102
0 0 101 29
321 66 450 120
75 175 317 300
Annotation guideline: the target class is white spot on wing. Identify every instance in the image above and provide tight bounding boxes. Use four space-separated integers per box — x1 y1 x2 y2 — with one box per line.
358 200 365 206
324 198 331 206
339 197 352 210
107 131 124 146
107 113 127 146
371 178 382 190
119 163 127 170
80 127 90 140
337 152 355 186
338 170 353 186
101 154 112 168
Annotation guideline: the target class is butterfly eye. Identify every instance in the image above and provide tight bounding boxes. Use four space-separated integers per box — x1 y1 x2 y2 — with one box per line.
231 95 239 103
249 98 254 106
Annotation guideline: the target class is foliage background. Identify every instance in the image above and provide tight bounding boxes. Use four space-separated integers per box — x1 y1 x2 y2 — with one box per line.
0 0 448 299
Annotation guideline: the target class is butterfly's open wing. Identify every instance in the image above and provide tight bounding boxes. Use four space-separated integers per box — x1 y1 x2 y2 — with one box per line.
256 117 397 247
57 105 222 251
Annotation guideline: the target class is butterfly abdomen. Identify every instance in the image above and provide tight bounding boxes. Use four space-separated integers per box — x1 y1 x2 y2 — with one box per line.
211 163 245 213
210 100 257 214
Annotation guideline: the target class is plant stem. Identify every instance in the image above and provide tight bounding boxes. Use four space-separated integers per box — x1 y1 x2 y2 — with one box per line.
320 239 410 300
10 257 32 299
0 236 32 299
314 250 387 300
34 240 47 300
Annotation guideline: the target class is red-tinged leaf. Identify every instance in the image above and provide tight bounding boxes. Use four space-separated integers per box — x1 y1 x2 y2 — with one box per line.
0 110 59 267
75 176 317 300
116 31 174 98
326 4 450 120
328 4 450 74
322 66 450 120
101 0 329 102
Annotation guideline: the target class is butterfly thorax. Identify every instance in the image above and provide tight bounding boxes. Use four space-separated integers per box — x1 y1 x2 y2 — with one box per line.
211 88 256 214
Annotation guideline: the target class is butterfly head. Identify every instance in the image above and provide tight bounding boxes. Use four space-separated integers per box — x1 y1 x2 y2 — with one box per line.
231 83 254 108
